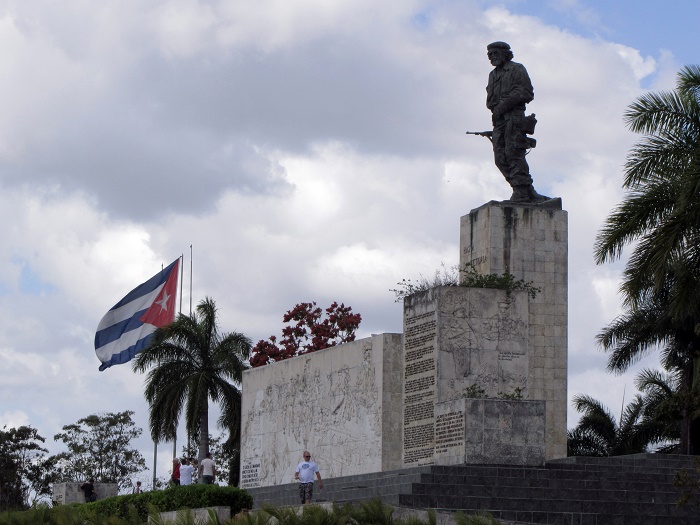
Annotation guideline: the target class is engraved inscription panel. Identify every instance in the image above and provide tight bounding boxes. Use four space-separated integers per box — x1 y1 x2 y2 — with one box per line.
435 411 465 454
402 303 437 466
240 460 261 489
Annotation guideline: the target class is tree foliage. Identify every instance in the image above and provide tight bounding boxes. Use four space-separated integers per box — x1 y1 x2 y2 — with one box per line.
0 426 54 510
250 301 362 367
51 411 146 491
593 65 700 454
567 394 649 457
594 65 700 319
133 297 252 472
568 366 699 456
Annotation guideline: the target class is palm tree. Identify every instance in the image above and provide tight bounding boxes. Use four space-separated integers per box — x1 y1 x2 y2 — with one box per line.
593 65 700 454
596 286 700 453
132 297 252 469
594 65 700 321
567 394 649 457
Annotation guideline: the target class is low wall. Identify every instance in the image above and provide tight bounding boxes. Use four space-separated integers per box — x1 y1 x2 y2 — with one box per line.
53 482 119 504
159 506 231 524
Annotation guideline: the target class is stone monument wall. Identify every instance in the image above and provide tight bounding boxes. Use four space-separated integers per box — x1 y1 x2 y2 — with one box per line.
402 285 534 467
460 203 568 459
239 334 403 489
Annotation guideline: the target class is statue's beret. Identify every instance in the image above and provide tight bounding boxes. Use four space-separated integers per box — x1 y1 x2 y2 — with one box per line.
487 41 511 50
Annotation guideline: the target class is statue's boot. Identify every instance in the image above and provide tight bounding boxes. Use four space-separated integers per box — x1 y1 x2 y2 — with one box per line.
527 185 550 202
509 184 549 203
509 185 531 202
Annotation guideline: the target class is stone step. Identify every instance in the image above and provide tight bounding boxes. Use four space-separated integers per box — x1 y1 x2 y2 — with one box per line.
410 481 681 504
245 456 700 524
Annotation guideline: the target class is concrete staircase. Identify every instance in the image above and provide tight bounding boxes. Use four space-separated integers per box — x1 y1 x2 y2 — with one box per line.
245 454 700 524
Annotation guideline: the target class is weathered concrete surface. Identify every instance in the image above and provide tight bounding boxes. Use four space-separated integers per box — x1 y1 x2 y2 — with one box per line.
158 506 230 524
53 482 118 504
435 398 545 466
460 203 567 460
240 334 403 488
402 286 532 467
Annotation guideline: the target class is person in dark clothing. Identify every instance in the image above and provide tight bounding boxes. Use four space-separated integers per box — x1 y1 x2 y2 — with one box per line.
80 479 97 502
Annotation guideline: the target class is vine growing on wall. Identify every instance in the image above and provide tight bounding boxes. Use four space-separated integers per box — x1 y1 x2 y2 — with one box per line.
390 263 540 302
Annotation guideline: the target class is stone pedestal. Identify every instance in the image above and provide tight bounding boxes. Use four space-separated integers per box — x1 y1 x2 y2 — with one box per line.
435 398 545 466
460 202 567 460
401 285 534 466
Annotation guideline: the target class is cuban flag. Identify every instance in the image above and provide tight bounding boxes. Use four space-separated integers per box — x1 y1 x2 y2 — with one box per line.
95 259 180 371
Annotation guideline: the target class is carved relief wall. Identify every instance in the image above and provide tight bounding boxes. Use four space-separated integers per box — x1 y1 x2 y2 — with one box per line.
240 334 402 488
437 286 529 399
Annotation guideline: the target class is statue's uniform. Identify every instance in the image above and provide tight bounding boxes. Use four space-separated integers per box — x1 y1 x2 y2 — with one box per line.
486 61 534 189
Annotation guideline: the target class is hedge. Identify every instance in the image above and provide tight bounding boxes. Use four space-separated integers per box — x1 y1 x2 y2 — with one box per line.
75 484 252 522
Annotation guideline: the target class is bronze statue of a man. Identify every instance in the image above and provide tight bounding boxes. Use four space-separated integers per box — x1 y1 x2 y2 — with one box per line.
486 41 547 203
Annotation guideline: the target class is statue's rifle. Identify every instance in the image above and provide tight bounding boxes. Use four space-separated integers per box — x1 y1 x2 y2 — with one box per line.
465 131 493 143
466 129 536 150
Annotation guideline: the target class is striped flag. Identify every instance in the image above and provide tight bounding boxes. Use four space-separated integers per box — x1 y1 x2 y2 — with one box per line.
95 259 180 371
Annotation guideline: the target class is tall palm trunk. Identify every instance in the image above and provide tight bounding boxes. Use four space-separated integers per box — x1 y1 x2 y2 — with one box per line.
198 406 209 463
680 360 694 454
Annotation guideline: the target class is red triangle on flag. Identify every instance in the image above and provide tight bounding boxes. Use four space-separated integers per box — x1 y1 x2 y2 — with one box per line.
140 260 179 328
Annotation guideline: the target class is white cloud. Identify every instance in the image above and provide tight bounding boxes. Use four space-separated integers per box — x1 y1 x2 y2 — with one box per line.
0 0 680 476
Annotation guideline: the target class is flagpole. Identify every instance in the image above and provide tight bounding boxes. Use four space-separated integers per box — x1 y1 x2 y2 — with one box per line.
173 255 184 462
189 245 193 315
179 253 184 316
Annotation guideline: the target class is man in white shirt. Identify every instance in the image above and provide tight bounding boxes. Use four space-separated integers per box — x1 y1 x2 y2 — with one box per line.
199 452 216 484
294 451 323 504
179 458 196 486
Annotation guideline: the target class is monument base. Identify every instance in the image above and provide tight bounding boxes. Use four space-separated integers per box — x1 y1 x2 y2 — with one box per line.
435 398 545 466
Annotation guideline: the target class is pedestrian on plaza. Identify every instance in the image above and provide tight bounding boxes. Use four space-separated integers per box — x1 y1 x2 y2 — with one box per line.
80 479 97 502
199 452 217 484
294 451 323 504
171 457 181 485
180 458 196 486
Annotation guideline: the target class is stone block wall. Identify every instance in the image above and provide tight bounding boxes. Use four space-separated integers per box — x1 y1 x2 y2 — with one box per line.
53 482 119 504
239 334 403 488
434 397 545 466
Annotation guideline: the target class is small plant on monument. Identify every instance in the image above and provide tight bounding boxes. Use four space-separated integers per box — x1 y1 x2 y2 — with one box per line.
249 302 362 367
464 384 487 398
497 387 524 400
459 263 541 299
391 262 540 302
390 263 459 302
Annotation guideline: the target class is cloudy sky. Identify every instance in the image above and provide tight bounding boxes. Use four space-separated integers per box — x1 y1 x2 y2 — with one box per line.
1 0 698 486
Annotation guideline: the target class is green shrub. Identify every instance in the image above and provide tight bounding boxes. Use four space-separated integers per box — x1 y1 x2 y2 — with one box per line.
0 495 500 525
82 484 252 522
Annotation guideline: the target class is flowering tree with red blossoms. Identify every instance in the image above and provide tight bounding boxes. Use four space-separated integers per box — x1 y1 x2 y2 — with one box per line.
249 302 362 367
